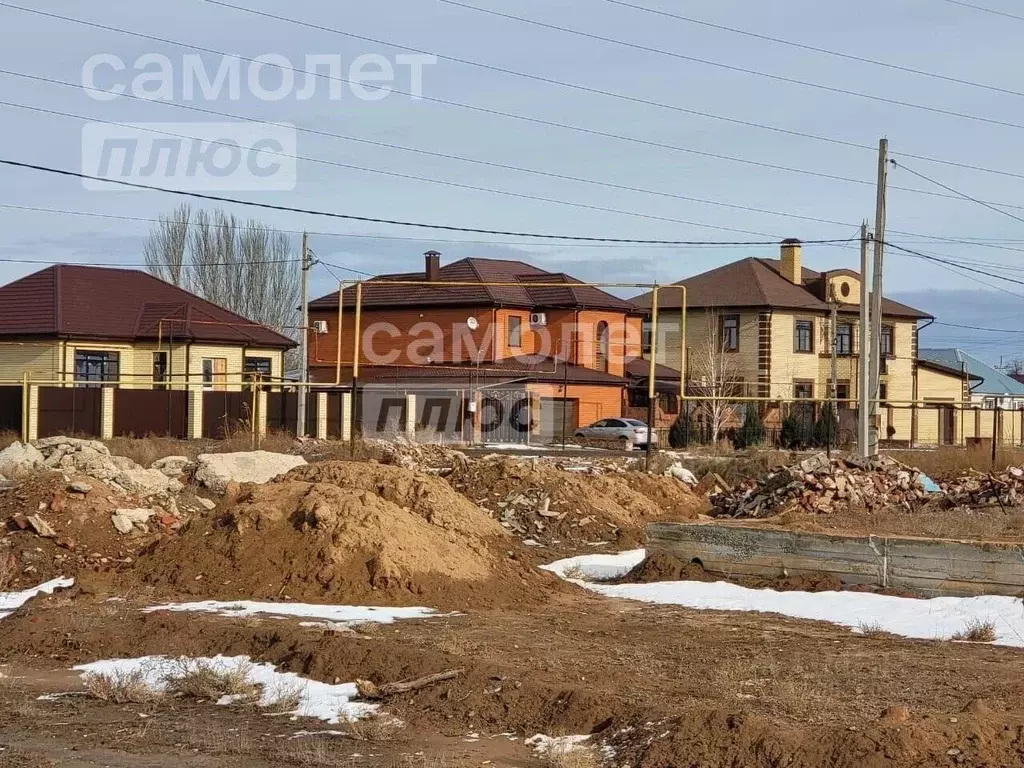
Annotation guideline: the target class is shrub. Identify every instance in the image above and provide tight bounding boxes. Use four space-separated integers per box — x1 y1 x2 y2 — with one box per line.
164 659 260 703
82 669 159 704
734 407 765 449
812 404 839 449
951 618 997 643
668 413 694 449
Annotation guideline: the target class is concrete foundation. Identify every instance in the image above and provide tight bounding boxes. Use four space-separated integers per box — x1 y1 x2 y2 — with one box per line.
646 522 1024 598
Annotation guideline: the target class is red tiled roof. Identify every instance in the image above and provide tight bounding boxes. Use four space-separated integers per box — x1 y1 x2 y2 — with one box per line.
310 257 636 312
0 265 295 348
632 257 931 320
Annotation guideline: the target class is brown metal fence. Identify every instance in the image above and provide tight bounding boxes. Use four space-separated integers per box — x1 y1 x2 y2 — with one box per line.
38 386 101 439
265 391 317 435
113 389 188 438
0 385 22 433
201 391 251 439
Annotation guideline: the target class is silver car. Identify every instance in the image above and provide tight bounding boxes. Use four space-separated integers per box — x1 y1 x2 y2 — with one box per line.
574 418 657 448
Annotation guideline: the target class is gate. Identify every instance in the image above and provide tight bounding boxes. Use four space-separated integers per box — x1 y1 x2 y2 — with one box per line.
38 386 102 438
202 391 250 439
538 397 578 444
113 389 188 438
266 391 317 435
479 389 530 444
0 385 22 434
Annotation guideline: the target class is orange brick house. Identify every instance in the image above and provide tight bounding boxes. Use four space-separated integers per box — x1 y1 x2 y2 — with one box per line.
307 251 645 440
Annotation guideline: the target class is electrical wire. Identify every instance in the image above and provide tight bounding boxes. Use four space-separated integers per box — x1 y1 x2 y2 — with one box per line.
892 159 1024 228
885 241 1024 289
939 0 1024 22
434 0 1024 132
0 95 876 233
935 321 1024 334
5 2 1024 187
0 158 864 246
600 0 1024 100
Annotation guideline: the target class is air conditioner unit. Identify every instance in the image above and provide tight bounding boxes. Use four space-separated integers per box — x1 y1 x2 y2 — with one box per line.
312 320 328 334
529 312 547 327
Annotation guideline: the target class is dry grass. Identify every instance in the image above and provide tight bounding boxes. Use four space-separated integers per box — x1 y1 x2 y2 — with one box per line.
184 722 255 756
81 669 160 704
951 618 997 643
343 712 406 743
0 747 54 768
0 430 18 451
262 679 305 714
164 659 260 703
546 744 601 768
277 738 336 766
104 430 298 468
896 447 1024 477
0 552 16 591
856 620 890 638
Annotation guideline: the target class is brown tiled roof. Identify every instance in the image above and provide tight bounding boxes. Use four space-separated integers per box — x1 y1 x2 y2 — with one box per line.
337 357 626 387
0 265 295 348
632 257 931 320
310 257 635 312
624 358 682 381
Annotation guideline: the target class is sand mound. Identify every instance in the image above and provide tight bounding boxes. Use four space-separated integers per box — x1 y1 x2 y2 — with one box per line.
448 457 703 547
130 462 564 609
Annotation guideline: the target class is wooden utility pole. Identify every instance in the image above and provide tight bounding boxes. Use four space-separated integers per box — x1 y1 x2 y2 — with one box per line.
296 231 311 438
858 221 871 458
829 286 839 455
868 139 888 456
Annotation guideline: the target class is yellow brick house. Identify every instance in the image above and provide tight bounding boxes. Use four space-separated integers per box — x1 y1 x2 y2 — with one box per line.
632 239 945 445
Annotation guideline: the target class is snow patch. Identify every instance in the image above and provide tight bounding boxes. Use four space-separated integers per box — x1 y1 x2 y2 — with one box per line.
144 600 437 624
0 577 74 619
73 655 377 722
545 550 1024 648
526 733 592 755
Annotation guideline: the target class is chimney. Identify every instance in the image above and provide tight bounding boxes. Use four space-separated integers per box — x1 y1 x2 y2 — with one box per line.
780 238 803 285
424 250 441 282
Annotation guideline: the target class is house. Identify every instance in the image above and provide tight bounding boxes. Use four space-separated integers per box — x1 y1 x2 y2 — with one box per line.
632 239 937 444
0 265 294 390
918 349 1024 409
307 251 645 441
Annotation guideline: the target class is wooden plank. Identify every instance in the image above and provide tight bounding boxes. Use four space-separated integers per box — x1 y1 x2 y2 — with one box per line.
646 522 1024 597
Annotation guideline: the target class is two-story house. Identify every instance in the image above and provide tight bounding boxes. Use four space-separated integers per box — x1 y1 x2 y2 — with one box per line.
307 251 644 440
632 239 938 444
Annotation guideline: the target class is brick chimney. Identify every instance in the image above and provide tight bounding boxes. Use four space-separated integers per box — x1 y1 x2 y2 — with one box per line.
424 250 441 282
780 238 803 285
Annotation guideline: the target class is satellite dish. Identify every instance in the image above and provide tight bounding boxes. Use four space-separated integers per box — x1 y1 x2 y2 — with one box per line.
466 316 479 331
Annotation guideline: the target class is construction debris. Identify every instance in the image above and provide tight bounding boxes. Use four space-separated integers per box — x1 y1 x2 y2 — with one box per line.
710 453 938 518
941 467 1024 508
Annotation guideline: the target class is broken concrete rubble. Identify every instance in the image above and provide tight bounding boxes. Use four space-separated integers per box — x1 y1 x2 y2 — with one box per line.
151 456 191 478
0 441 44 472
194 451 307 494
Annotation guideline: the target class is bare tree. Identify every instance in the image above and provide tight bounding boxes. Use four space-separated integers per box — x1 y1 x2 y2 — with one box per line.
688 308 742 445
143 206 301 371
143 204 190 286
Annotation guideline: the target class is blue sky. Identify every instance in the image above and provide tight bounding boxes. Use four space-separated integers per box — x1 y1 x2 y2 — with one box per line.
2 0 1024 362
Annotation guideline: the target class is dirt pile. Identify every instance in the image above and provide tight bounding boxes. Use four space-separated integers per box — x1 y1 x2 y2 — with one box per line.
447 456 703 547
711 452 940 519
0 470 211 590
130 461 564 609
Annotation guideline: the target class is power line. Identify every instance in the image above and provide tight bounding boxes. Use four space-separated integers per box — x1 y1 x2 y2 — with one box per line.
0 255 300 268
18 68 1024 214
935 320 1024 333
885 241 1024 288
4 98 849 237
939 0 1024 22
0 158 862 246
6 3 1023 186
435 0 1024 133
601 0 1024 100
892 159 1024 228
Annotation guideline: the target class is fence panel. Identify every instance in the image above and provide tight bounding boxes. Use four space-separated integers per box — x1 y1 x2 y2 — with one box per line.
38 386 102 439
202 391 251 439
112 389 188 438
0 385 22 434
265 391 317 435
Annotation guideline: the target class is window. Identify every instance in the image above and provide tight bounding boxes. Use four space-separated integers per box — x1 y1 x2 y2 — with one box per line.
659 393 679 414
879 382 889 404
880 325 895 358
202 358 227 391
794 319 814 353
152 351 168 390
720 314 740 352
244 356 273 380
629 389 649 408
596 321 610 373
507 316 523 348
834 382 850 402
836 323 853 355
794 380 814 399
606 419 627 428
641 321 652 355
74 350 119 385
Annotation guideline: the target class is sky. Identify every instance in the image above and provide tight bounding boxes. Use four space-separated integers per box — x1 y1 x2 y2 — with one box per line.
2 0 1024 363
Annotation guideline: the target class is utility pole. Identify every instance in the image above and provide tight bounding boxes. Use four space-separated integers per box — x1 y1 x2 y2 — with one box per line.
868 138 888 457
829 285 839 456
858 221 871 458
297 231 311 438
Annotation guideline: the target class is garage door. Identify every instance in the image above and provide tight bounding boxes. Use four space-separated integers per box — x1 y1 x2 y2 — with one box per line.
539 397 578 443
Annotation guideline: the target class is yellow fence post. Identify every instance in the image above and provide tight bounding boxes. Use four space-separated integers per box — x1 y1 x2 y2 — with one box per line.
188 385 203 440
316 392 328 440
100 386 114 440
